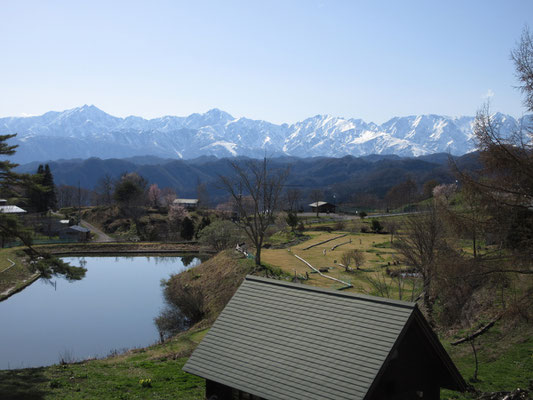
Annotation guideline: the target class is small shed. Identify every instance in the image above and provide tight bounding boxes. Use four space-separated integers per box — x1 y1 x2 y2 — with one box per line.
59 225 90 242
173 198 199 210
309 201 336 214
183 276 466 400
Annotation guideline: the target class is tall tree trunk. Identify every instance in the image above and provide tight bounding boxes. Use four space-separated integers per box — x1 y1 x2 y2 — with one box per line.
422 274 435 327
472 229 477 258
470 339 479 382
255 246 261 266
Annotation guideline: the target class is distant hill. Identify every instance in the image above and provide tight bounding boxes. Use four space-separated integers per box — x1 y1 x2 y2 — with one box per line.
15 153 481 204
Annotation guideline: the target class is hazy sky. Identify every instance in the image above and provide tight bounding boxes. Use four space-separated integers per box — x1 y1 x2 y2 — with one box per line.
1 0 532 124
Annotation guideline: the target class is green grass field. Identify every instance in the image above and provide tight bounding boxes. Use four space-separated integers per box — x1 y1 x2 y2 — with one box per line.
442 324 533 398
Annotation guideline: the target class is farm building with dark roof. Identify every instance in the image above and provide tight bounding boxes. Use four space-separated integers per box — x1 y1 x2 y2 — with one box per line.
309 201 336 214
183 275 466 400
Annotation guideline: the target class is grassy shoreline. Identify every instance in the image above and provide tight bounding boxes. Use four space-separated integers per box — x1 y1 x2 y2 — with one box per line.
0 241 210 302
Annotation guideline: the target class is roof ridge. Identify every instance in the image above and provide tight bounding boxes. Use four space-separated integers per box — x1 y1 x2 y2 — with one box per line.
245 275 416 309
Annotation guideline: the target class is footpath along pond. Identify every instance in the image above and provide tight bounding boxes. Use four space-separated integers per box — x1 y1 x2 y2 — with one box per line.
0 255 203 370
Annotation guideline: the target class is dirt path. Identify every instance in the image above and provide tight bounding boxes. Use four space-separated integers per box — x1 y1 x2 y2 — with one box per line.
80 220 114 242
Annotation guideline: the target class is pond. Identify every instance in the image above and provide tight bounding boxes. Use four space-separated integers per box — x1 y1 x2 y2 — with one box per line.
0 255 203 370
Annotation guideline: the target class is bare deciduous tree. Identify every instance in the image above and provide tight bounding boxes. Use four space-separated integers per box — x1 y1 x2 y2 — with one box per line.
384 219 399 243
161 187 177 208
219 158 289 266
352 249 366 270
385 178 418 210
196 182 210 209
511 26 533 111
454 27 533 272
147 183 162 208
286 188 302 212
441 185 487 258
95 174 114 206
394 205 450 326
56 184 77 208
310 189 323 217
340 249 366 271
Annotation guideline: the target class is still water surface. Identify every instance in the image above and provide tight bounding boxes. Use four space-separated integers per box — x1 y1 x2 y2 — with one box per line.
0 255 200 369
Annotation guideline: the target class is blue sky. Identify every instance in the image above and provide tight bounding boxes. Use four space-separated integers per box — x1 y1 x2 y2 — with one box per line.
1 0 532 124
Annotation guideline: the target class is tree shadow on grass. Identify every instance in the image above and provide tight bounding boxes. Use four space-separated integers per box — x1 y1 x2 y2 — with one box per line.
0 367 48 400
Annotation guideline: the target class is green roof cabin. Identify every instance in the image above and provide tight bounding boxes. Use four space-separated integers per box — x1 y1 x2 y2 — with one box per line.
183 276 466 400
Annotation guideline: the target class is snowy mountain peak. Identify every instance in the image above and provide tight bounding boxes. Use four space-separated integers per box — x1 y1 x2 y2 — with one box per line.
0 106 526 164
205 108 234 120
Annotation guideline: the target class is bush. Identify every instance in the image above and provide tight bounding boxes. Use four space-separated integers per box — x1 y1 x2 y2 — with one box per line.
360 225 369 233
286 212 299 231
159 279 207 330
198 220 242 251
180 217 195 241
371 219 383 233
195 216 211 239
154 306 187 341
348 221 360 233
334 220 346 231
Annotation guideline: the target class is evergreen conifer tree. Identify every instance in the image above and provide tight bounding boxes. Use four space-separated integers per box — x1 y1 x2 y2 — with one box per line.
42 164 57 210
0 133 85 279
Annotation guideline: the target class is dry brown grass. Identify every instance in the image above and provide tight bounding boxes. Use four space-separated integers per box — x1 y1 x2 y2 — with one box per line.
262 231 411 295
165 250 255 323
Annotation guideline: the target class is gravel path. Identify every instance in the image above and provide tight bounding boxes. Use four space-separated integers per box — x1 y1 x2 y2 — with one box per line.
80 220 114 242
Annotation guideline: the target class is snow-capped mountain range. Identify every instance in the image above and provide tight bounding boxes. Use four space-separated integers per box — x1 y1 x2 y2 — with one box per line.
0 105 523 163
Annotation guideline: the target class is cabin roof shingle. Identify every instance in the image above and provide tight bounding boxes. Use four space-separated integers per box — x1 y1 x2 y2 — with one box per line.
183 276 465 400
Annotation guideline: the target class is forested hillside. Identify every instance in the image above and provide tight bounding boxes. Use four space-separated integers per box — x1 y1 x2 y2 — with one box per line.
15 152 480 205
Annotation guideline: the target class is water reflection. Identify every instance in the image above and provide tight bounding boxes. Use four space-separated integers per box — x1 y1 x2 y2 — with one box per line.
0 255 202 370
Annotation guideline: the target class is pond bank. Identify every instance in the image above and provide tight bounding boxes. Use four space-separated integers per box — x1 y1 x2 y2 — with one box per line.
0 272 40 302
41 241 210 255
0 242 210 302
